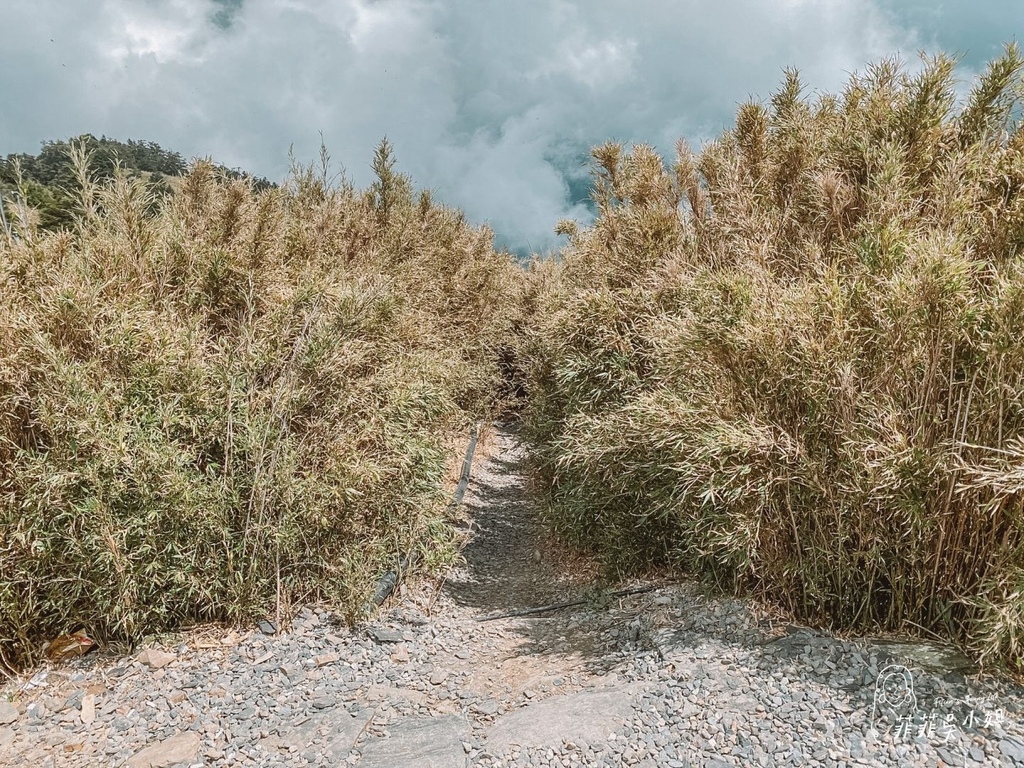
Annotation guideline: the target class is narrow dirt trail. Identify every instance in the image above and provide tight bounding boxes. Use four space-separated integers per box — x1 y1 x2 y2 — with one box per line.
444 427 570 613
435 426 625 681
2 424 1024 767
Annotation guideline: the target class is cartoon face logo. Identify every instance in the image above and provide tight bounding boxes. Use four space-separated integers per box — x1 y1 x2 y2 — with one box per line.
870 664 917 733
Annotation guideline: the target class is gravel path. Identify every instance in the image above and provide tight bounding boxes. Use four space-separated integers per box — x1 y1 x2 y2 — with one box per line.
2 425 1024 767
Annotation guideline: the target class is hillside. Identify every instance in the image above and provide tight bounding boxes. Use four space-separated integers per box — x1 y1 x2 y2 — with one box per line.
0 134 273 231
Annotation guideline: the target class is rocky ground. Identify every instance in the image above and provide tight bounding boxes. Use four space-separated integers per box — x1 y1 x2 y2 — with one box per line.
3 426 1024 767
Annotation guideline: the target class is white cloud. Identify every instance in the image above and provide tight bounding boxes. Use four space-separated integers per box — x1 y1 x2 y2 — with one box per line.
104 0 211 64
2 0 1014 253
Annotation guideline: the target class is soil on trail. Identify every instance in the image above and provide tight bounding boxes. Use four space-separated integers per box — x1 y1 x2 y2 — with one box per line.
444 427 570 613
431 424 637 694
3 424 1024 768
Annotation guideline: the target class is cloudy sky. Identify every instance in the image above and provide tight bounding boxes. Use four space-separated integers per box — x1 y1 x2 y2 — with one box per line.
2 1 1020 254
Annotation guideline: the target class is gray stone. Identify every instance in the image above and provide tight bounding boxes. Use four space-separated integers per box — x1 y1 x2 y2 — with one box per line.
0 702 18 725
474 700 499 716
371 628 405 644
137 649 176 669
44 696 66 713
258 620 278 635
80 693 96 725
358 715 471 768
937 745 965 765
999 737 1024 762
486 689 636 753
311 696 337 710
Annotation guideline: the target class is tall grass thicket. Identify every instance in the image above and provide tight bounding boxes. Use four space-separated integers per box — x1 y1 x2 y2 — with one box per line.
0 142 522 672
520 47 1024 670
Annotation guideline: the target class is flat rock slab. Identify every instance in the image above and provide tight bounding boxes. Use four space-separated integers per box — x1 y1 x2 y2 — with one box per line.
867 638 976 672
358 715 470 768
486 689 635 753
325 708 377 757
126 731 200 768
264 707 374 756
365 684 428 706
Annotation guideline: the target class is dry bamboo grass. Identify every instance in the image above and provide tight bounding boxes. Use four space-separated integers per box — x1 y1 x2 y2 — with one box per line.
520 45 1024 671
0 140 523 672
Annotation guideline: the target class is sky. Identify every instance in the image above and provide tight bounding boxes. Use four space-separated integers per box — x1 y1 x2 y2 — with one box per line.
1 1 1021 254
